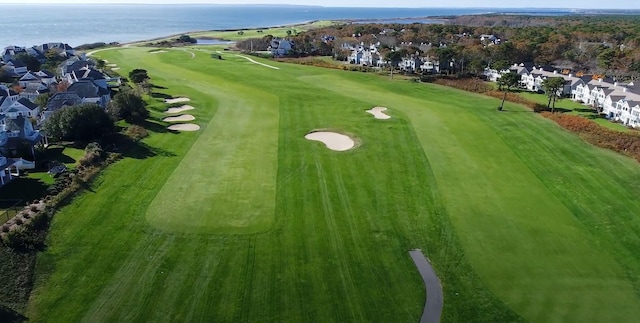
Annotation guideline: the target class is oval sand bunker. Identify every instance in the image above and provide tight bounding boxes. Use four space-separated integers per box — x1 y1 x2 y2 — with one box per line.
165 97 191 104
163 114 196 122
366 107 391 120
168 123 200 131
305 131 355 152
164 105 195 114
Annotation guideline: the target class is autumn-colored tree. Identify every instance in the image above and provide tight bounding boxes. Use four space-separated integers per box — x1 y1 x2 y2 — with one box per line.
57 80 70 92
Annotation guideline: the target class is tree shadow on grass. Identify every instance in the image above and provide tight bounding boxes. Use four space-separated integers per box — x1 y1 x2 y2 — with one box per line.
0 178 49 202
0 303 28 323
151 92 173 100
575 107 597 113
142 119 179 134
553 107 572 113
151 84 168 89
42 147 76 165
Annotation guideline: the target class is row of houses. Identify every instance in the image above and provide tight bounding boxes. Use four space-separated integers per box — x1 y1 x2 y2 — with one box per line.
343 42 441 73
1 44 115 186
486 63 640 128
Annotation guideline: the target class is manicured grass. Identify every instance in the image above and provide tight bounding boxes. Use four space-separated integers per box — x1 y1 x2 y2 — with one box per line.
517 91 632 132
23 48 640 323
189 20 336 41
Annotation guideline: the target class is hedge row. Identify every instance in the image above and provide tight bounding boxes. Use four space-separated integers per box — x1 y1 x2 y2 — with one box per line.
541 112 640 162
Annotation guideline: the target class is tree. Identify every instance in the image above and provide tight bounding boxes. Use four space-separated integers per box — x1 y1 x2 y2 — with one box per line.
128 69 150 85
43 104 114 142
497 72 521 111
34 93 51 109
96 59 106 70
107 91 149 124
15 53 41 72
384 50 403 68
542 77 566 112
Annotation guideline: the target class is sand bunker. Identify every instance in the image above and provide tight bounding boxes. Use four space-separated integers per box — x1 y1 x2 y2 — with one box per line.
164 105 195 114
168 123 200 131
150 50 168 54
305 131 355 152
112 67 120 70
366 107 391 120
165 97 191 104
163 114 196 122
107 63 118 67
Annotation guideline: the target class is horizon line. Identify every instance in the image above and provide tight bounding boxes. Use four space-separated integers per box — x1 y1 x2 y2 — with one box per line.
0 3 637 10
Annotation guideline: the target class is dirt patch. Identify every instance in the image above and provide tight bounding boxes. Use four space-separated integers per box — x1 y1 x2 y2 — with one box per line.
305 131 356 151
162 114 196 122
168 124 200 132
164 97 191 104
366 107 391 120
164 105 195 114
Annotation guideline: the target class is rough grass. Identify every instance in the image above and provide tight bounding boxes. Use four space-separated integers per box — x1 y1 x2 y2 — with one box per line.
21 48 640 323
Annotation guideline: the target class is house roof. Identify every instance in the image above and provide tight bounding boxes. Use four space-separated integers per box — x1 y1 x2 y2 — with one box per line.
67 80 109 99
23 83 48 94
8 60 26 68
61 59 89 74
609 95 626 102
4 116 26 132
35 70 54 78
72 67 105 81
602 88 615 96
627 100 640 107
44 92 82 112
17 98 38 110
20 71 39 81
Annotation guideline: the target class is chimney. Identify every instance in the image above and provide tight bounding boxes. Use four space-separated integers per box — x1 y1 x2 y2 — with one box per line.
599 78 602 82
614 82 618 87
624 87 628 93
569 74 573 78
553 70 557 74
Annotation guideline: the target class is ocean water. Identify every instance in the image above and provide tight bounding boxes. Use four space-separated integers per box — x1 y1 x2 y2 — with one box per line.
0 4 572 48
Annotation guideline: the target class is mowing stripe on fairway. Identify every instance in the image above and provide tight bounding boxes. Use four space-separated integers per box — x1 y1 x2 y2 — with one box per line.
144 57 279 235
301 73 640 322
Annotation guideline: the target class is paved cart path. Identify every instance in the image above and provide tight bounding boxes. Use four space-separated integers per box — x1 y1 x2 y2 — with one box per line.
409 249 444 323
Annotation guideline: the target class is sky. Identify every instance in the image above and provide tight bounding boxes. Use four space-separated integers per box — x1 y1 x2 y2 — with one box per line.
0 0 638 9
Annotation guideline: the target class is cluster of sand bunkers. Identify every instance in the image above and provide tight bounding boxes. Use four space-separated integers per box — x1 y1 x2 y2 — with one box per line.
105 61 120 71
305 107 390 152
163 97 200 131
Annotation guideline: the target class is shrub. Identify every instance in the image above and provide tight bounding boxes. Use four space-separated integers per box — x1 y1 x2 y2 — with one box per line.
107 91 149 124
42 104 115 141
125 125 149 141
541 112 640 162
434 77 492 93
1 224 9 233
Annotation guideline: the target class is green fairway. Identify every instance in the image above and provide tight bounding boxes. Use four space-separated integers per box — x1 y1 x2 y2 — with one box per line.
24 47 640 322
145 67 279 234
188 20 336 41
